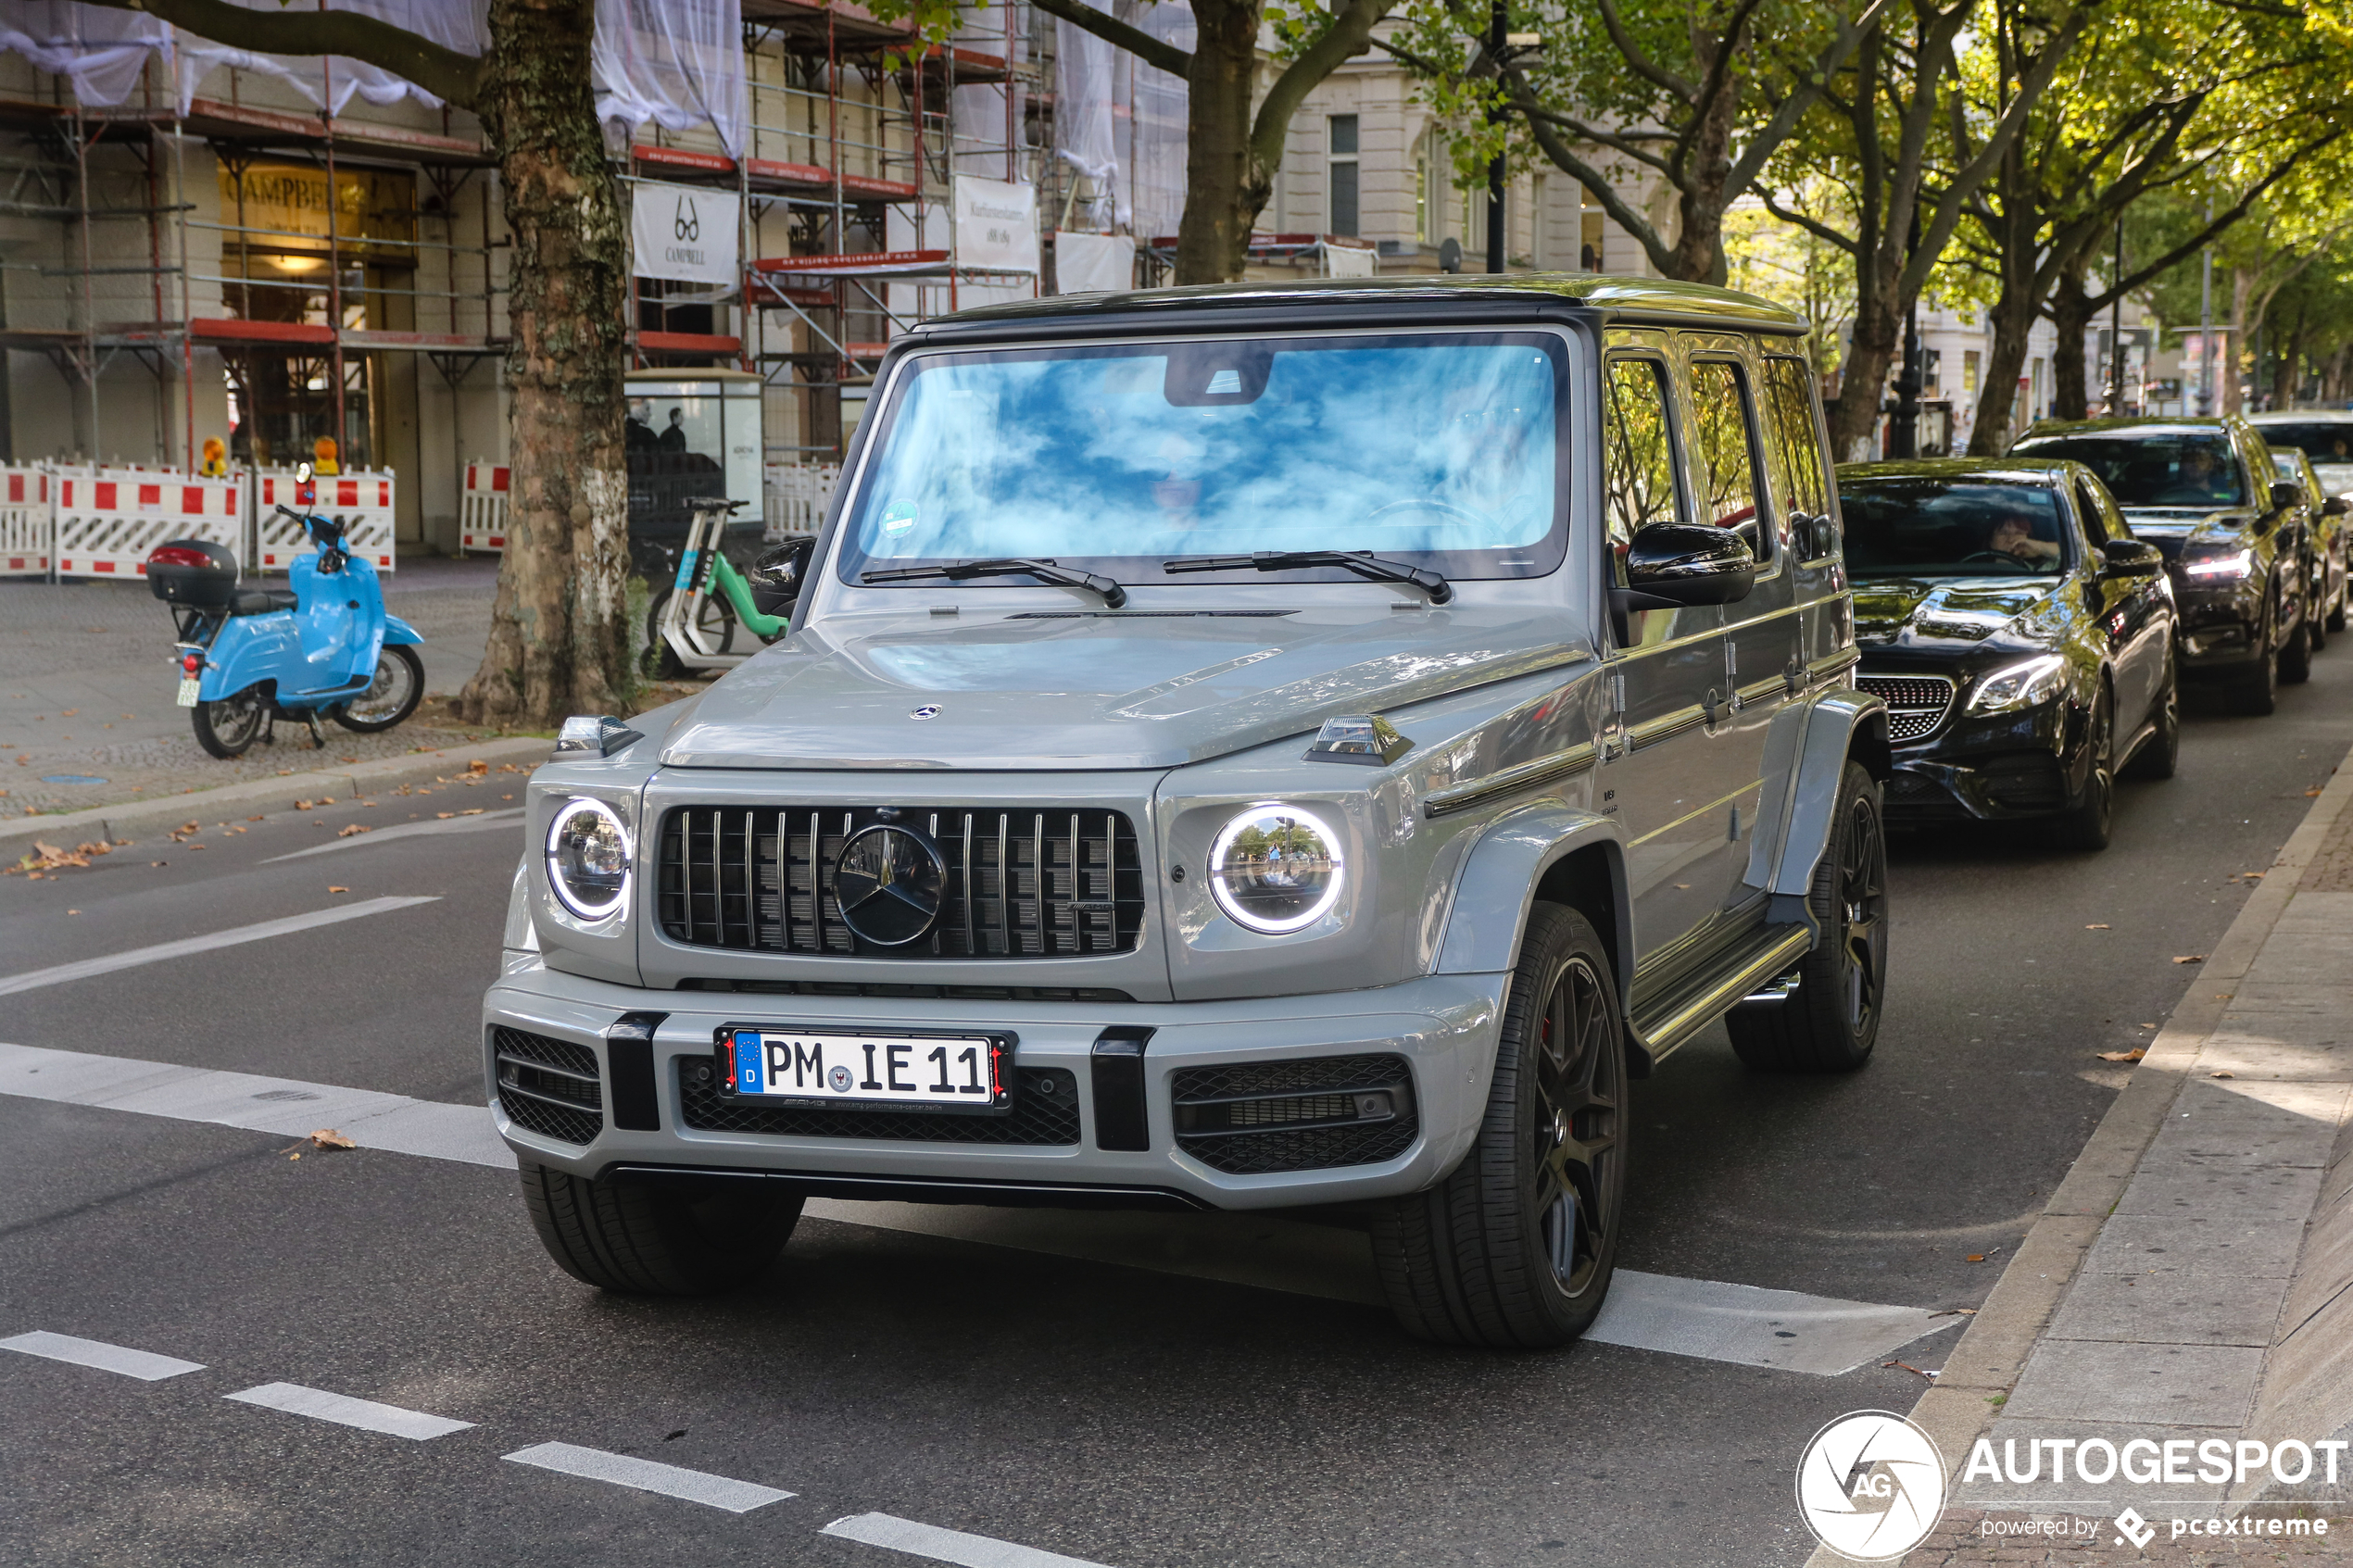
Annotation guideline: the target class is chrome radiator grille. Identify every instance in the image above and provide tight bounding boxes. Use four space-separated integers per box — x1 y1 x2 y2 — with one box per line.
656 806 1146 959
1856 674 1957 742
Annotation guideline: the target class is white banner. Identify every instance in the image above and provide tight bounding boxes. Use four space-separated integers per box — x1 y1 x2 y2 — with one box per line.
632 180 740 286
955 176 1040 275
1052 231 1134 295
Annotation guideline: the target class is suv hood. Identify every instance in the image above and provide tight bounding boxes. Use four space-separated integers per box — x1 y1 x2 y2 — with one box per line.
660 606 1591 770
1852 577 2061 650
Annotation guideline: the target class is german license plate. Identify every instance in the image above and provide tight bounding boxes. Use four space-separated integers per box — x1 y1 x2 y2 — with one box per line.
176 676 200 708
719 1027 1012 1113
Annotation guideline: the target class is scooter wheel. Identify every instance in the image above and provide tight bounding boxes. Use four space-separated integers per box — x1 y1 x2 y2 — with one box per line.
333 644 425 734
643 588 736 680
194 690 268 759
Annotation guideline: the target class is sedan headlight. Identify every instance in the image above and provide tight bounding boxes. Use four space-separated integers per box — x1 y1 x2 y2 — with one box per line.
1966 655 2069 715
2183 547 2254 580
546 797 632 920
1208 804 1345 935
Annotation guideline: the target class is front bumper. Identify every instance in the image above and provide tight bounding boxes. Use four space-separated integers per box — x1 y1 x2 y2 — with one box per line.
2172 576 2270 677
1879 698 2082 822
484 955 1508 1210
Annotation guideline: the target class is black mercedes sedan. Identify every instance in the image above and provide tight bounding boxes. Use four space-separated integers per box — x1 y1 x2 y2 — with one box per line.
1837 458 2178 850
2011 416 2312 714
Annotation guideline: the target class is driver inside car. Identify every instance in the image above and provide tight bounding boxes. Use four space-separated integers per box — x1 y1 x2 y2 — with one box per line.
1988 513 2061 566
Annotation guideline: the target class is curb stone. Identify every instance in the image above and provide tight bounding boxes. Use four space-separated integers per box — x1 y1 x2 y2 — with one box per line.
1801 742 2353 1568
0 735 554 864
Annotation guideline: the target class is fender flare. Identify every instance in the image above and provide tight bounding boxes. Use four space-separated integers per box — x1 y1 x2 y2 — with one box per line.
383 614 424 646
1746 687 1888 933
1433 802 1631 999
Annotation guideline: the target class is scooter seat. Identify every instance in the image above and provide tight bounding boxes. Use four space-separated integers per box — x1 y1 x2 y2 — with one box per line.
229 588 299 616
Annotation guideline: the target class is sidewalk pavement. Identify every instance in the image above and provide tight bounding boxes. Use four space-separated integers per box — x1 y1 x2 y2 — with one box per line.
1806 747 2353 1565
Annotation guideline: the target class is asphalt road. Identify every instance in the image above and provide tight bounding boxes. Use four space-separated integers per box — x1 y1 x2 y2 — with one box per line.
4 662 2350 1568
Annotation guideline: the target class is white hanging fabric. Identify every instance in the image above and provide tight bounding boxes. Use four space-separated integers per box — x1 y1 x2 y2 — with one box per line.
593 0 748 160
170 0 489 117
1052 0 1120 228
1114 0 1189 245
0 2 170 107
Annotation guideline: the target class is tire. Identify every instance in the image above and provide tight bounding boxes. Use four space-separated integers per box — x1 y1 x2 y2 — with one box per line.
333 644 424 734
1726 760 1888 1073
519 1161 800 1296
644 587 736 679
192 689 267 759
1370 903 1629 1348
2122 660 2180 782
2047 685 2116 851
2228 626 2278 717
2328 570 2347 633
2280 597 2314 685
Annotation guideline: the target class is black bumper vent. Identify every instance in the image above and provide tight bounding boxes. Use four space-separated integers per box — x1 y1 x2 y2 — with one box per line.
494 1026 604 1146
658 806 1145 960
1171 1053 1417 1174
677 1060 1082 1146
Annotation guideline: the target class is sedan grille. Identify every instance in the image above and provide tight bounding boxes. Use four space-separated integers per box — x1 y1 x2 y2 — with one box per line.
494 1026 603 1146
1856 674 1957 743
657 806 1145 959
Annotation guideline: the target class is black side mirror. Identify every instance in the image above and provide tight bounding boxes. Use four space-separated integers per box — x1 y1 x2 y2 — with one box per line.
2325 495 2349 517
747 536 815 618
1617 522 1757 612
2098 537 2163 578
2271 481 2306 512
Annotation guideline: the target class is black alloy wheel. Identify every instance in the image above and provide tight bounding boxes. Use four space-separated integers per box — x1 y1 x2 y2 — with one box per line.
2048 684 2115 851
192 689 268 759
1728 759 1887 1073
2230 614 2279 716
1370 903 1629 1348
2122 656 2181 782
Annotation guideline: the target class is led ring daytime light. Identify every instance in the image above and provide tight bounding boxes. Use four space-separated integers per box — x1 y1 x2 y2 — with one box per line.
1208 804 1346 935
546 797 632 921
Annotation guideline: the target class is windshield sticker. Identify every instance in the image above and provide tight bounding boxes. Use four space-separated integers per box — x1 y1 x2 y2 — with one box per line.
881 500 919 534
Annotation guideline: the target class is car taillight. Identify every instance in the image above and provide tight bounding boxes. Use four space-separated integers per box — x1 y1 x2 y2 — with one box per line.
148 545 214 570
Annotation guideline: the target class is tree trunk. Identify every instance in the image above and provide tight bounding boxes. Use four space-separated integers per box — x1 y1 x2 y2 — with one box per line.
1966 309 2035 458
454 0 631 727
1175 0 1263 283
2223 267 2253 416
1830 287 1899 464
2050 261 2092 422
1662 44 1738 285
2274 314 2307 408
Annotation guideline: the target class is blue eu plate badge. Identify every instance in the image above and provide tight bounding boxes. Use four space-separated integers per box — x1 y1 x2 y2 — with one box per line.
732 1031 763 1093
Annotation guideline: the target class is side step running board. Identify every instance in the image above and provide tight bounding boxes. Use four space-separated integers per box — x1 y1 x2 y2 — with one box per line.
1629 925 1813 1069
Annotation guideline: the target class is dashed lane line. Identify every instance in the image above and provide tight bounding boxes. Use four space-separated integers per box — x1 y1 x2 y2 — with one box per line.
501 1441 793 1513
264 809 524 862
225 1382 475 1440
823 1512 1115 1568
0 896 442 997
0 1044 1959 1375
0 1330 205 1381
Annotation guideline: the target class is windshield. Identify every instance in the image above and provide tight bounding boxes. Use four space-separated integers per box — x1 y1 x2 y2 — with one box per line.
1838 479 2070 578
2009 432 2246 508
837 332 1567 586
2257 423 2353 466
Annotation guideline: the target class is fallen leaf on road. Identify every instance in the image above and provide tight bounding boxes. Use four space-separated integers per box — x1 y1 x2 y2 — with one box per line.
336 823 370 837
2172 955 2206 964
327 884 349 894
60 709 75 717
1930 1308 1979 1318
2096 1048 2147 1063
2085 923 2110 929
150 860 165 867
1965 1255 1986 1263
308 1129 356 1150
295 799 315 810
2211 1071 2234 1079
2308 787 2324 797
468 759 488 774
67 909 78 915
1881 1361 1938 1378
247 815 265 822
435 811 454 820
459 809 483 817
2139 1022 2157 1029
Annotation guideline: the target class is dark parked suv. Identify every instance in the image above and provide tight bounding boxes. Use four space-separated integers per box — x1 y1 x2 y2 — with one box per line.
489 275 1892 1348
2012 417 2311 714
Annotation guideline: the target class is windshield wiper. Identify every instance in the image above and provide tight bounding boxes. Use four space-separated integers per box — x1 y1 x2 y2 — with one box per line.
1162 550 1453 604
862 558 1126 608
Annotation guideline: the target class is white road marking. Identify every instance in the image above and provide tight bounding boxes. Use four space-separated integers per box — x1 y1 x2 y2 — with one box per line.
265 809 524 862
0 1048 1956 1376
0 1042 514 1168
0 897 441 997
501 1441 791 1513
225 1381 473 1439
822 1512 1114 1568
0 1329 205 1381
1586 1270 1957 1375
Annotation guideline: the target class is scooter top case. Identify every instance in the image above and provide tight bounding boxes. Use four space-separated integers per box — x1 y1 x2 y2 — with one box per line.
196 546 422 711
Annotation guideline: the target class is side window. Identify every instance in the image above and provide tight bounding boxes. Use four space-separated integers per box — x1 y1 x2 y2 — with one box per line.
1603 357 1680 584
1688 359 1769 563
1763 357 1832 558
2072 482 2110 557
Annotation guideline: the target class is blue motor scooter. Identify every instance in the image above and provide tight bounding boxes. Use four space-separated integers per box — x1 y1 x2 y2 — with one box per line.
145 461 426 759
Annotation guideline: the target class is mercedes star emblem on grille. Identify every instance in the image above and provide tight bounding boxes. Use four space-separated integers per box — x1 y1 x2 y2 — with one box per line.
910 704 942 720
833 823 948 946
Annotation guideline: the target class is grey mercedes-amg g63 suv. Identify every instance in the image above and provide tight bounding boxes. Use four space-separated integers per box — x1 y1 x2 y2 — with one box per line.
488 275 1892 1348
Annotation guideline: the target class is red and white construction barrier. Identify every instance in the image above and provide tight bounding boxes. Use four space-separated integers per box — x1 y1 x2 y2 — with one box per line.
54 467 245 580
0 468 51 574
256 468 396 571
459 458 508 554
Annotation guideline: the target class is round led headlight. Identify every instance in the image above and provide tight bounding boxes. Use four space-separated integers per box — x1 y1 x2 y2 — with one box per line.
546 797 632 920
1207 804 1345 935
